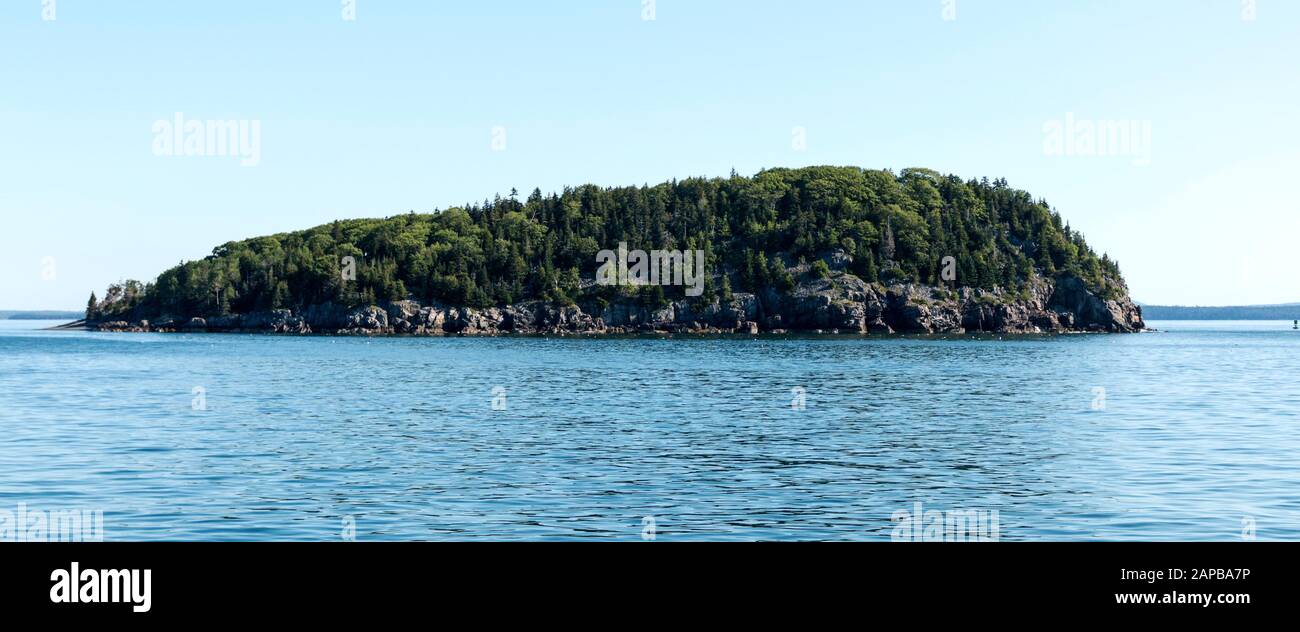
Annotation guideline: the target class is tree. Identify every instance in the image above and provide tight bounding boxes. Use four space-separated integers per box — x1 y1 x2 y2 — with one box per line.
85 292 98 321
768 256 794 291
880 220 896 262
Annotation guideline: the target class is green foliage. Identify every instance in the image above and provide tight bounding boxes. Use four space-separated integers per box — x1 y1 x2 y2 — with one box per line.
97 167 1126 319
768 256 794 291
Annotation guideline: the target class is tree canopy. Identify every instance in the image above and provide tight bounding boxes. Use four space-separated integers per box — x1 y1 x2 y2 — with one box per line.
94 166 1127 320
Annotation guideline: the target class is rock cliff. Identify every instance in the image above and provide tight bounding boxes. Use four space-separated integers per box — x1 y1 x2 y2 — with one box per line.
95 271 1143 335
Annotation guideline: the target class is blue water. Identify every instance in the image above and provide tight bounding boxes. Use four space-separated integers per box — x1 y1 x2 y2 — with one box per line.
1 319 1297 541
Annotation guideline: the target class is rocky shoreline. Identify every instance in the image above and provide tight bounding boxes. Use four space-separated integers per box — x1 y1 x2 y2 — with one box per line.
88 271 1145 336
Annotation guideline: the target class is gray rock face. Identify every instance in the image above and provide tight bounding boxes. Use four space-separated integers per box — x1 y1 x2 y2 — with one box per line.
1048 275 1144 333
206 314 241 330
96 320 149 332
301 302 348 330
92 270 1144 336
345 306 388 332
239 309 311 333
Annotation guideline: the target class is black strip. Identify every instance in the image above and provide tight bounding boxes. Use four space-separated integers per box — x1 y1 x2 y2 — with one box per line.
0 542 1287 621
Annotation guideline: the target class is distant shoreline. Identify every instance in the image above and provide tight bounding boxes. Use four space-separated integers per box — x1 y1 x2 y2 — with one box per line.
1140 304 1300 320
0 311 82 321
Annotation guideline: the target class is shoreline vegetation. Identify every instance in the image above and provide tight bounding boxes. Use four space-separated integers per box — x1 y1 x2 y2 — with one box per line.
81 166 1146 336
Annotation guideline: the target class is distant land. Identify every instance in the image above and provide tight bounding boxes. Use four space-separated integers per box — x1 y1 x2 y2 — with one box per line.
1140 303 1300 320
84 166 1147 335
0 310 82 320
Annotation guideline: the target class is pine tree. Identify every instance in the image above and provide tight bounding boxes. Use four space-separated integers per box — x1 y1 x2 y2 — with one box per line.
754 251 770 288
85 292 98 321
862 252 878 284
768 255 794 291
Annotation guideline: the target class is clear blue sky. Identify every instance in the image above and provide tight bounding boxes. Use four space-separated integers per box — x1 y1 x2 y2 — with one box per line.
3 0 1297 310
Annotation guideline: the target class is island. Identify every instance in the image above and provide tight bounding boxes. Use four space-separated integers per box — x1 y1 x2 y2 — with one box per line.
81 166 1144 336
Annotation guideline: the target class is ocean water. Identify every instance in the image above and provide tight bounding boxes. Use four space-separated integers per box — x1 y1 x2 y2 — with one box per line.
1 319 1297 541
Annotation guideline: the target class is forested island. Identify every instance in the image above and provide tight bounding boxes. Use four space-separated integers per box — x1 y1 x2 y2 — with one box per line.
84 166 1144 335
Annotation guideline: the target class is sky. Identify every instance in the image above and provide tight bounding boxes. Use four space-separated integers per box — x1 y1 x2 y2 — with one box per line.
2 0 1298 310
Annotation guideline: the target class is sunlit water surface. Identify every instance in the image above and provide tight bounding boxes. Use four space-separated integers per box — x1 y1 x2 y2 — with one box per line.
1 319 1297 541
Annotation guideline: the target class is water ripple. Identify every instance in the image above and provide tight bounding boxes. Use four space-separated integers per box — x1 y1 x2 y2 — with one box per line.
0 320 1297 540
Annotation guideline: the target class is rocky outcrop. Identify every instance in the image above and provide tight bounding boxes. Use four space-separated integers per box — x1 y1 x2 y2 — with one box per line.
1047 275 1144 332
94 271 1144 336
